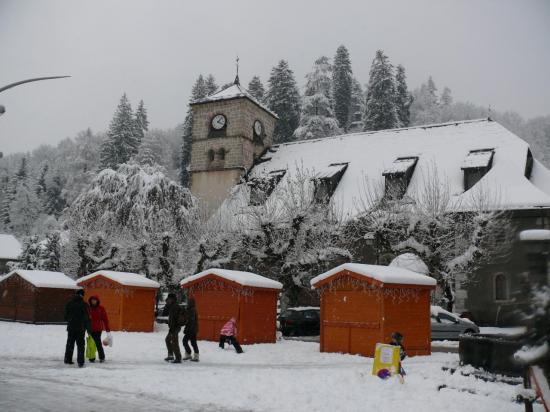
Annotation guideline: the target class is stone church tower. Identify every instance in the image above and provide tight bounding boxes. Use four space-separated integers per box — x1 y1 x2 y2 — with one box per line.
188 77 278 214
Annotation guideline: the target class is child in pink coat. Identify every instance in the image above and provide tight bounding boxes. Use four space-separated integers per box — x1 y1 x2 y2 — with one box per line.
219 317 243 353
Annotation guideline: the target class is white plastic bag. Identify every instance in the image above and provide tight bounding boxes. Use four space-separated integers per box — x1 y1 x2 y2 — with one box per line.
102 332 113 347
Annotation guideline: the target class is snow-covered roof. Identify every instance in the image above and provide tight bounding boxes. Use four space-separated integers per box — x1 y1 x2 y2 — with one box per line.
310 263 437 287
2 270 79 289
389 253 429 275
0 234 22 260
191 82 279 119
519 229 550 241
181 268 283 290
461 149 494 169
383 157 418 175
239 119 550 217
77 271 160 288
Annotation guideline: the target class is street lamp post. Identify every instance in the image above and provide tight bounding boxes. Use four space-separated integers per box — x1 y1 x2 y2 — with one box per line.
0 75 70 117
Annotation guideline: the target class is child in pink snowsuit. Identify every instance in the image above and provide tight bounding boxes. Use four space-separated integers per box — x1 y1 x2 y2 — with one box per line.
219 317 243 353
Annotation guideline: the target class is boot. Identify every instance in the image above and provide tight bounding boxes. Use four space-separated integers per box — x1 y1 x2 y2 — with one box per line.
182 352 192 361
191 353 199 362
171 358 182 364
164 355 174 362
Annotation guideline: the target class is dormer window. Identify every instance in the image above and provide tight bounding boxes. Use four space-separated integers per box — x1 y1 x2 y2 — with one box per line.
248 170 286 206
382 157 418 200
461 149 494 191
312 163 348 204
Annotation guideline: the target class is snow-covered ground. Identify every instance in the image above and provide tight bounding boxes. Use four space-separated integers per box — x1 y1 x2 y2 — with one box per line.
0 322 531 412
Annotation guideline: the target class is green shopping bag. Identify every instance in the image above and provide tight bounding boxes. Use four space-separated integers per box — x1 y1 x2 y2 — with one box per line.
86 335 97 360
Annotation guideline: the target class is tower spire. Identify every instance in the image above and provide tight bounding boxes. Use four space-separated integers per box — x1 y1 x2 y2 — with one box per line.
234 55 240 85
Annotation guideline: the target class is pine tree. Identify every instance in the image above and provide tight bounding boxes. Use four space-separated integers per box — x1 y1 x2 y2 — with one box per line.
15 157 27 181
44 174 66 217
10 180 41 236
441 87 453 107
395 65 412 127
266 60 301 143
41 231 61 271
19 235 41 270
364 50 400 131
294 56 341 140
135 134 162 166
439 87 453 123
248 76 265 102
100 93 140 169
36 163 48 196
180 75 217 187
410 76 441 125
0 176 16 228
348 78 365 132
332 45 353 131
134 100 149 144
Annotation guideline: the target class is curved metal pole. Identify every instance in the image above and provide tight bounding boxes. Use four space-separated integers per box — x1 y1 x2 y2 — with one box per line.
0 76 70 94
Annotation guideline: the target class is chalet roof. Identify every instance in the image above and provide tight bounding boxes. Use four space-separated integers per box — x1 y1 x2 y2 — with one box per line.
77 271 160 288
310 263 437 288
2 270 79 289
180 268 283 290
0 234 22 260
227 119 550 218
190 83 279 119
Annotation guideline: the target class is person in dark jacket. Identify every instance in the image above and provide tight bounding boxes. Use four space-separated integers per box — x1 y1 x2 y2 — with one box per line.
64 289 91 367
164 293 183 363
390 331 407 378
88 295 110 363
182 297 199 362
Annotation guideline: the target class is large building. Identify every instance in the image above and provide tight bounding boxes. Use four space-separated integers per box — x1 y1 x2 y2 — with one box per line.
187 78 550 325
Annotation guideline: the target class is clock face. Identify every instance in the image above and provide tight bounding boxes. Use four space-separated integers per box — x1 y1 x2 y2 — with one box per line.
211 114 226 130
254 120 263 136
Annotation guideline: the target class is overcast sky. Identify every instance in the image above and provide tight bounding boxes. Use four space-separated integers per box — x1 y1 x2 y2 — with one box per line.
1 0 549 154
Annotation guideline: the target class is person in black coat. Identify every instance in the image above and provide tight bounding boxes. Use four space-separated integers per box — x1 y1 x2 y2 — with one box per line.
182 297 199 362
163 293 183 363
64 289 91 367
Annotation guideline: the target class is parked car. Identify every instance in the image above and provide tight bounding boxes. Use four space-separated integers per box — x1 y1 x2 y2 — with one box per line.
279 307 320 336
431 305 479 340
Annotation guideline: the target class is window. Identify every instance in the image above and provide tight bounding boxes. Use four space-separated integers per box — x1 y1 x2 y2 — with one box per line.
461 149 494 191
207 149 215 162
312 163 348 204
525 148 534 179
248 170 286 206
382 157 418 200
494 273 508 301
217 148 226 160
438 313 458 324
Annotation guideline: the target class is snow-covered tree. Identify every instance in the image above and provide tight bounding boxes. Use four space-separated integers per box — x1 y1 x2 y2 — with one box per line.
19 235 41 270
41 231 61 271
9 179 41 236
100 93 140 169
348 79 365 132
294 56 341 140
332 45 353 131
394 65 412 127
134 99 149 143
44 173 65 218
266 60 301 143
134 134 162 166
410 76 441 125
180 74 217 187
363 50 400 131
247 76 265 102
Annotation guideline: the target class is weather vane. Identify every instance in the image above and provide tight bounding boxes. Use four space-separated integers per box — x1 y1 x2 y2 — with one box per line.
234 55 240 85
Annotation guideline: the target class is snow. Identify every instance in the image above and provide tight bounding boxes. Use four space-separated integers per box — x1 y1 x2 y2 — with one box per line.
235 119 550 219
479 326 527 336
192 83 279 119
287 306 320 311
1 270 79 289
311 263 437 287
313 163 348 179
431 306 475 325
383 157 418 175
181 268 283 290
514 342 549 364
0 322 528 412
77 271 160 288
461 149 494 169
389 253 429 275
0 233 22 260
519 229 550 241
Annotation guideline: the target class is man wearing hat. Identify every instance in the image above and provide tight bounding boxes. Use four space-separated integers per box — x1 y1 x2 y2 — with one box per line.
64 289 91 367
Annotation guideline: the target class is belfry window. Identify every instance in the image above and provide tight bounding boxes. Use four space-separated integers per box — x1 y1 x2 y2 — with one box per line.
312 163 348 204
494 273 508 301
248 170 286 206
525 148 534 179
461 149 494 191
382 157 418 200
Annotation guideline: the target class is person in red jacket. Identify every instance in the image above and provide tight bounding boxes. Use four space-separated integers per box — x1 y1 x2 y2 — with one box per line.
88 295 110 363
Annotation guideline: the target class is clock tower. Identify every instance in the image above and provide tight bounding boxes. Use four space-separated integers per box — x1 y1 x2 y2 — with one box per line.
188 77 278 215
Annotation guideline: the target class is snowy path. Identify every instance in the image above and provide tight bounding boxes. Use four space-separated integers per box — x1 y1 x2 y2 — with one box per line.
0 323 531 412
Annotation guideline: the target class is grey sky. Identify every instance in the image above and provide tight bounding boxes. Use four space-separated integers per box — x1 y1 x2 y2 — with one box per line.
1 0 549 154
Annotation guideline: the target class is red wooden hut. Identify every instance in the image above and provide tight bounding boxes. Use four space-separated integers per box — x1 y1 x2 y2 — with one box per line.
180 268 282 344
77 271 160 332
311 263 436 357
0 270 79 323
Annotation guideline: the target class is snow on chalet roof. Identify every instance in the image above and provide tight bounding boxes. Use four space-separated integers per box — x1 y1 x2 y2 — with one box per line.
519 229 550 241
77 271 160 288
461 149 494 169
0 234 22 260
180 268 283 290
241 119 550 216
310 263 437 287
389 253 429 275
191 83 279 118
3 270 79 289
